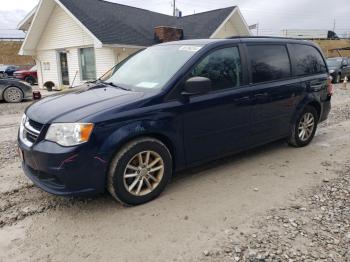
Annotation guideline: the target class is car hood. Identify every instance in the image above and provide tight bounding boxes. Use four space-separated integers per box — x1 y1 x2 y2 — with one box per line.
328 67 338 71
26 83 146 124
0 78 30 86
14 70 29 74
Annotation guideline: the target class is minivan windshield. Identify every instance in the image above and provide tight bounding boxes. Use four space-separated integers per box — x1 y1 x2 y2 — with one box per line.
106 45 203 92
327 58 342 67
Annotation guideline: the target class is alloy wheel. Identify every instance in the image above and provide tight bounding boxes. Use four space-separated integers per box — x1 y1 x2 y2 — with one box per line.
123 151 164 196
5 87 22 102
298 112 315 141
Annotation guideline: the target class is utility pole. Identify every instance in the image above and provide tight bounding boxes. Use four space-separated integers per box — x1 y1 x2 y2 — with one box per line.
173 0 176 16
333 18 336 32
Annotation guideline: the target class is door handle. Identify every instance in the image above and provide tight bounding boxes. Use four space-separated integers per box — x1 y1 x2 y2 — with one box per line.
233 96 250 104
253 93 269 100
254 93 268 99
308 81 324 92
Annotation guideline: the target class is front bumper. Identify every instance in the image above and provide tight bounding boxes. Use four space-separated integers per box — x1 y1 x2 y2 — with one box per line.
18 139 109 197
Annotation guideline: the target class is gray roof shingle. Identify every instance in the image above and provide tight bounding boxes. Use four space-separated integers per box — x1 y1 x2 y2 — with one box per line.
59 0 235 46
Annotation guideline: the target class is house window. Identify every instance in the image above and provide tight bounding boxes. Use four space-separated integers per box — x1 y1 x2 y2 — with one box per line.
79 47 96 80
43 62 50 70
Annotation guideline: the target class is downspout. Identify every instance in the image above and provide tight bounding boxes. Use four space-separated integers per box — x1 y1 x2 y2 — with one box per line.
34 56 44 89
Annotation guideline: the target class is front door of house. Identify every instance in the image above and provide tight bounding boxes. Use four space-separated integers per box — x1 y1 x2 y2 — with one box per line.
59 52 69 86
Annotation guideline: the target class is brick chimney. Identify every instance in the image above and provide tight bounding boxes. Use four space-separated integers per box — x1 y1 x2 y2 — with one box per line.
154 26 184 43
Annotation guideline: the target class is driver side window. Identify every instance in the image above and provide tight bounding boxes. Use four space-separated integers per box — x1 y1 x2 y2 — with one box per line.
190 47 242 91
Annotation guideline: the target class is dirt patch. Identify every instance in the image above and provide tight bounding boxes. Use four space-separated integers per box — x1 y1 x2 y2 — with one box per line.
0 102 32 116
0 185 97 228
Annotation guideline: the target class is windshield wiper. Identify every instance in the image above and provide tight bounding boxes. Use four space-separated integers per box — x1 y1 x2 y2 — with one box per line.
99 80 131 91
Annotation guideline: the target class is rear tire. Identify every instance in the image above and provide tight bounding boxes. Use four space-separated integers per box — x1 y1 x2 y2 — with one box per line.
287 106 318 147
25 76 35 85
3 86 24 103
107 137 172 206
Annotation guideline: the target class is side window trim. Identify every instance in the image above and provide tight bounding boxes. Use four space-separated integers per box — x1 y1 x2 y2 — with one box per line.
244 43 293 85
186 45 243 94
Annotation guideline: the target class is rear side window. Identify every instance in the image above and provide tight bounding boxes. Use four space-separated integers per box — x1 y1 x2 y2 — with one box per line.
247 45 291 83
289 44 327 76
190 47 242 91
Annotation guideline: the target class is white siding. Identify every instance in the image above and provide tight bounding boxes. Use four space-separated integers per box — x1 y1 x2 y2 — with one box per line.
114 47 141 64
37 5 93 51
66 48 83 87
95 48 116 79
33 4 142 89
36 50 59 88
212 18 239 38
211 11 251 38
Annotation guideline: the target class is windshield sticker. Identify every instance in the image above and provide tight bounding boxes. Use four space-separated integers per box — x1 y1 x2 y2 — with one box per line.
179 46 202 52
136 82 159 88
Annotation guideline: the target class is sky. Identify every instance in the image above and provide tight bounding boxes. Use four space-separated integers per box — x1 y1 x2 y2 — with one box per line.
0 0 349 38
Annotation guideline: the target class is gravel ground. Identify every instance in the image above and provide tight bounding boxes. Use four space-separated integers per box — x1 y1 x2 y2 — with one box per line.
320 103 350 127
203 163 350 262
0 140 19 169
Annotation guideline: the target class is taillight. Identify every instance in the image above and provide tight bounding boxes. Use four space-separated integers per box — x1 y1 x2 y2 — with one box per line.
327 76 334 96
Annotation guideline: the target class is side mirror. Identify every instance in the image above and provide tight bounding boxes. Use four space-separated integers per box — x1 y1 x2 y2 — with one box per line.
342 60 348 67
182 77 212 96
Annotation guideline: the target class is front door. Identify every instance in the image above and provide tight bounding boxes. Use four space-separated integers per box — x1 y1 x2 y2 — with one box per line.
59 52 69 86
182 46 252 164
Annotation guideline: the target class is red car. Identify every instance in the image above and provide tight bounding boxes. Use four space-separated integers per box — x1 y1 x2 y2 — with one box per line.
14 65 38 85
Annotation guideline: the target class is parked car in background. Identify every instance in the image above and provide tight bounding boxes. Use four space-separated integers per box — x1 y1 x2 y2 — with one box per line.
18 37 332 206
14 65 38 85
327 57 350 83
0 65 19 78
0 79 32 103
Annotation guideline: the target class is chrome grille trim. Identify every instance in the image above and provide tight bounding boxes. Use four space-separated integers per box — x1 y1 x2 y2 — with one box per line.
19 115 42 147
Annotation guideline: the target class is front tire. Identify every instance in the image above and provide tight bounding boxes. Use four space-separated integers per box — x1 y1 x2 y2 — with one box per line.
107 137 172 206
3 86 24 103
287 106 318 147
335 74 341 84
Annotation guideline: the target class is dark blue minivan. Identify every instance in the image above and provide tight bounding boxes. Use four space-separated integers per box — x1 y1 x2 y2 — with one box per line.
18 37 332 205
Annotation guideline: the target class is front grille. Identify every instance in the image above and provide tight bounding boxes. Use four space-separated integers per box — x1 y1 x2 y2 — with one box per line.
25 130 38 143
28 119 43 131
20 117 43 147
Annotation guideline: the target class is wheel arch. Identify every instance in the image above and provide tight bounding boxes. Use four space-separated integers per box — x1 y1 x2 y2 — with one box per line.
307 100 321 121
101 128 178 172
291 96 322 126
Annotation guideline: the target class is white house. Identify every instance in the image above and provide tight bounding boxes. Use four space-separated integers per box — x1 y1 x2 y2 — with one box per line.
19 0 251 90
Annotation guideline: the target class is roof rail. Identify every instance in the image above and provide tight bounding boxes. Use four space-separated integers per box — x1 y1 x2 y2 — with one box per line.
225 36 306 41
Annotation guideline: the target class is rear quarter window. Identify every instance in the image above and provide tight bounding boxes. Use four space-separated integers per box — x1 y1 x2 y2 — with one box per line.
289 44 327 76
247 44 291 84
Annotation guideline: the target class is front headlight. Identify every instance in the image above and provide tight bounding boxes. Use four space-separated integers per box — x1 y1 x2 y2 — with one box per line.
45 123 94 147
20 114 27 127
